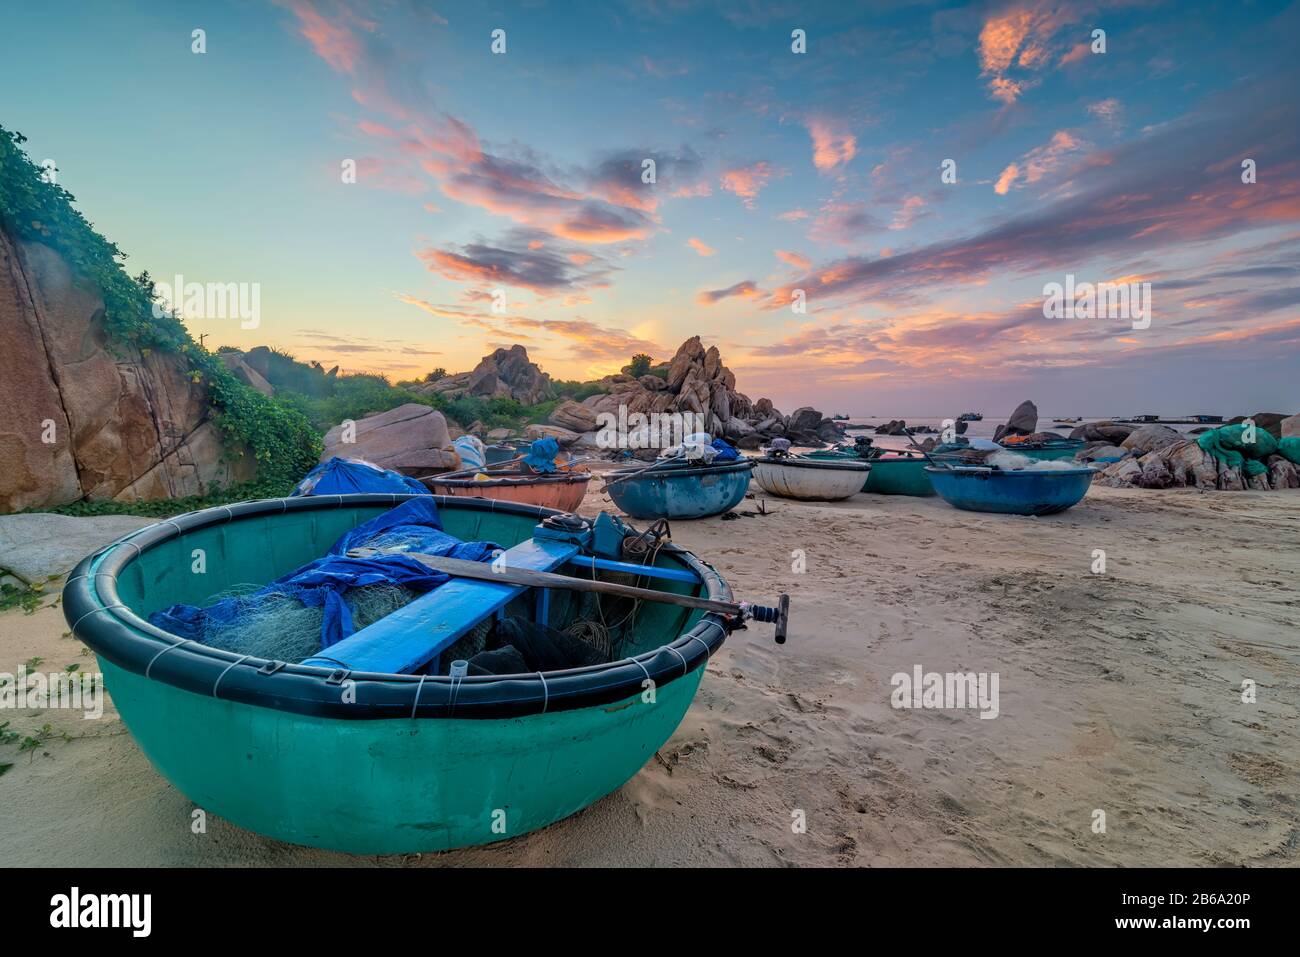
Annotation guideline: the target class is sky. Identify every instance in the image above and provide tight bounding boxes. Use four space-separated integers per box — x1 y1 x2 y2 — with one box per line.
1 0 1298 416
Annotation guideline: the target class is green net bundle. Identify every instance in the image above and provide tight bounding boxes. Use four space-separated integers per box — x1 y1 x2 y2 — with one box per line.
1196 424 1292 477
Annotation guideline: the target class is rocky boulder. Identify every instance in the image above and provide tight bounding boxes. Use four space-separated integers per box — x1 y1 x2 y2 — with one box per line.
320 403 458 475
549 399 598 433
1078 444 1126 462
1228 412 1288 439
525 423 579 446
1120 425 1184 456
417 345 554 405
993 400 1038 442
787 407 824 434
1281 413 1300 438
1096 436 1294 491
219 352 274 396
1071 420 1137 444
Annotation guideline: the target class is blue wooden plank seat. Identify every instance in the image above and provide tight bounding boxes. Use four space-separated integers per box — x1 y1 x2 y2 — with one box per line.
301 537 578 675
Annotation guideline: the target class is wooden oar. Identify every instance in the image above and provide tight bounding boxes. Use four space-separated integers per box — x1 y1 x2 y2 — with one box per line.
902 428 946 469
348 548 790 643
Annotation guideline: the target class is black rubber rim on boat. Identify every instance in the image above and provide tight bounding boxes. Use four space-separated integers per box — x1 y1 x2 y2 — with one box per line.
62 493 732 720
608 459 755 480
755 457 871 470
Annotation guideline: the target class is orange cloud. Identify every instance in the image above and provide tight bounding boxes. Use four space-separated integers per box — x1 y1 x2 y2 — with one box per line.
977 2 1082 104
721 162 780 207
995 131 1087 193
775 249 811 270
687 237 716 257
889 195 926 230
805 118 857 172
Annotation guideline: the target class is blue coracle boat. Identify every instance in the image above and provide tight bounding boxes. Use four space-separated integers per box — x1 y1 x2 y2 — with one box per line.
924 465 1096 515
605 459 754 519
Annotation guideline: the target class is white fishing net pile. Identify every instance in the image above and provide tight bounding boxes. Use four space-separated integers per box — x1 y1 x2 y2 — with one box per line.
987 451 1081 471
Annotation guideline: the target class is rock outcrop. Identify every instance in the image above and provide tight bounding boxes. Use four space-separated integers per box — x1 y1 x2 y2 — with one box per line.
417 345 554 405
0 230 255 512
1094 438 1299 491
552 336 842 450
993 400 1038 442
320 403 458 475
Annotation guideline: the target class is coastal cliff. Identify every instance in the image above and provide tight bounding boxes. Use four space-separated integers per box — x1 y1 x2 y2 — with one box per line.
0 226 255 511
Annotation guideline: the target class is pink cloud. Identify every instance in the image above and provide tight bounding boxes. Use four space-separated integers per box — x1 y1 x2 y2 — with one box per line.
805 118 857 173
977 2 1083 104
687 237 716 257
720 162 780 207
775 249 811 270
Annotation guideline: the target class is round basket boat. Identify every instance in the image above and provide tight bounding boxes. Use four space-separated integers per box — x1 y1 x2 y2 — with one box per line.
924 465 1096 515
751 455 870 501
62 494 734 855
998 438 1085 462
421 469 591 512
605 459 754 520
806 449 934 496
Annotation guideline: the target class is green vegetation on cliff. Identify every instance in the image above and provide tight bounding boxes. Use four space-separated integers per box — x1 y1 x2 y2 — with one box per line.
0 126 320 498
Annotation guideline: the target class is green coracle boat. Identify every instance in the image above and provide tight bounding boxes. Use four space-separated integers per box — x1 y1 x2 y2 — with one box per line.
63 494 749 855
806 447 935 496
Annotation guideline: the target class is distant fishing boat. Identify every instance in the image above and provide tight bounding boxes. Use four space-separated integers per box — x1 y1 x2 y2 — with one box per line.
63 494 789 853
752 453 870 501
605 457 754 519
957 412 983 421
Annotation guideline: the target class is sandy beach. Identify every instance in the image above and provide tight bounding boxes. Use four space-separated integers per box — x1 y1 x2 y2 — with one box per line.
2 479 1297 867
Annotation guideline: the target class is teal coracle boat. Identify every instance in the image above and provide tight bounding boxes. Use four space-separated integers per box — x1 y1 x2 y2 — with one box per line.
605 458 754 519
62 494 749 854
997 438 1085 462
805 447 935 496
925 465 1096 515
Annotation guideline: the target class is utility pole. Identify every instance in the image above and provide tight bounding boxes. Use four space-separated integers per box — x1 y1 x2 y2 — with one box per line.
198 333 208 349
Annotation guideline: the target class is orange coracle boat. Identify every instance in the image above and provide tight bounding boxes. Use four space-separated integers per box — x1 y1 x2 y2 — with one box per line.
420 466 592 512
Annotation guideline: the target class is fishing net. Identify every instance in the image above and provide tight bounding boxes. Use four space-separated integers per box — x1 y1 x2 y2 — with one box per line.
986 451 1081 472
1198 425 1281 477
150 498 502 662
193 582 423 662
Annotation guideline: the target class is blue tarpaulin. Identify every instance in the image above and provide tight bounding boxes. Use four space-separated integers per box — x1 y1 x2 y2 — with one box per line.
710 438 740 461
149 498 500 651
522 437 560 473
292 457 430 497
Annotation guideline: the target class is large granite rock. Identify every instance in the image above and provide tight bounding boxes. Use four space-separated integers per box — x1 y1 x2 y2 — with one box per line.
0 230 256 512
1120 425 1184 456
993 400 1038 442
219 352 274 396
1071 421 1137 444
320 403 458 474
469 345 554 404
1096 436 1292 491
0 513 154 583
549 399 598 433
416 345 554 405
525 423 579 446
1227 412 1288 439
1281 413 1300 438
